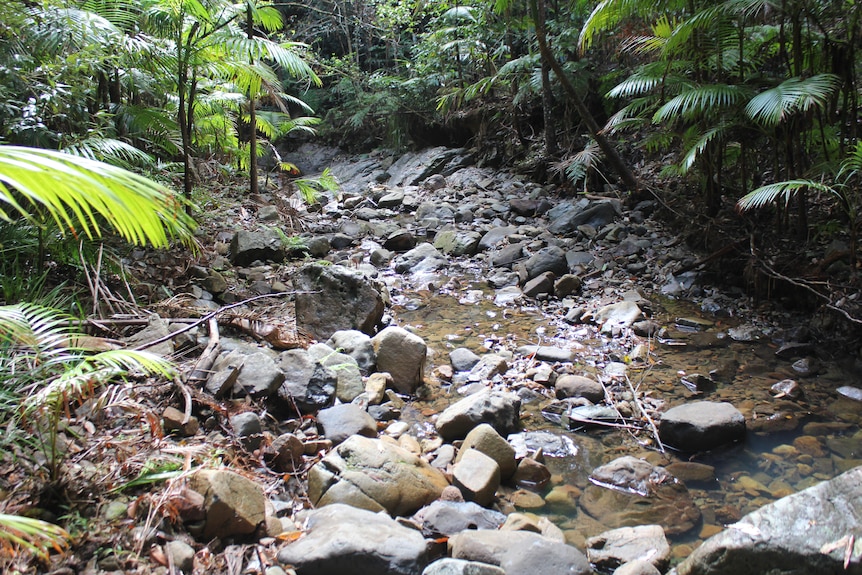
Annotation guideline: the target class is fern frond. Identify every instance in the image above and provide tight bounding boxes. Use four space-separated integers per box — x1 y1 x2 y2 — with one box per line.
653 84 749 122
736 179 833 211
745 74 841 127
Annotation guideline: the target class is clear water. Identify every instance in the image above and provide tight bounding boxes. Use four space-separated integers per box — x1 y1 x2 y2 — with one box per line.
390 271 862 557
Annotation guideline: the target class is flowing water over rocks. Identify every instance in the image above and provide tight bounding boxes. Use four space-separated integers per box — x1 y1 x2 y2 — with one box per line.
167 145 862 574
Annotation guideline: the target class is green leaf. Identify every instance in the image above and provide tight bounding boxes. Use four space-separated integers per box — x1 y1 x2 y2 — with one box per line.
745 74 841 127
736 179 834 211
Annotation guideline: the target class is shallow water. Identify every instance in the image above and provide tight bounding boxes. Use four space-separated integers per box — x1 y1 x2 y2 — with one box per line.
390 269 862 557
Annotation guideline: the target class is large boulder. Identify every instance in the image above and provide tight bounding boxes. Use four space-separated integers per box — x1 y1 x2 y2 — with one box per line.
294 263 385 340
276 504 431 575
307 435 450 516
677 465 862 575
449 530 592 575
658 401 745 452
229 228 285 266
188 469 266 541
372 326 427 394
435 390 521 441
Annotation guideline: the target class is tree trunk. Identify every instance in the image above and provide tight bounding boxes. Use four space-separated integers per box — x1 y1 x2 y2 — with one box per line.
541 58 557 155
529 0 639 194
247 3 259 196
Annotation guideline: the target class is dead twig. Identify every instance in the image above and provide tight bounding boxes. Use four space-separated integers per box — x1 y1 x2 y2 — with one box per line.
186 317 220 386
625 373 665 454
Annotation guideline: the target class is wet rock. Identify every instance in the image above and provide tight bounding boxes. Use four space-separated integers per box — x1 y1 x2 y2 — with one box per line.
229 228 285 266
277 349 337 413
453 449 501 506
586 525 670 572
677 466 862 575
466 353 509 382
593 301 643 334
436 389 521 440
316 404 377 445
456 423 517 479
771 379 803 399
450 348 482 372
791 356 819 376
775 341 813 359
525 246 568 280
727 324 762 342
276 504 430 575
307 435 449 516
478 226 518 251
581 456 701 536
434 230 482 256
613 560 662 575
230 411 263 452
512 457 551 490
308 343 365 402
507 431 579 459
412 500 506 538
422 558 505 575
294 263 385 340
658 401 745 452
326 330 376 375
372 326 427 394
394 243 449 274
555 375 605 403
837 386 862 402
449 530 592 575
188 469 266 541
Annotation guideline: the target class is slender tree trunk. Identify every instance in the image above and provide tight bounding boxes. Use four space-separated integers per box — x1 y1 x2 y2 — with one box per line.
529 0 639 193
247 3 259 196
541 58 557 155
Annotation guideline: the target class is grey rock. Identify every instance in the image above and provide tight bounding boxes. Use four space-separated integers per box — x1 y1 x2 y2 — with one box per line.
478 226 518 251
316 404 377 445
372 326 427 394
188 469 266 540
124 315 174 358
489 242 526 268
294 263 385 340
230 411 263 452
305 236 331 257
456 423 517 479
234 352 284 398
677 466 862 575
162 406 199 436
423 558 506 575
450 348 482 372
165 540 195 574
516 345 576 363
450 530 592 575
593 301 643 334
507 431 579 459
276 504 430 575
308 343 365 402
522 271 555 298
378 190 405 209
586 525 670 572
613 560 662 575
549 201 618 235
525 245 568 280
434 229 482 256
555 375 605 403
393 243 449 274
466 354 509 382
436 389 521 440
229 228 285 266
412 500 506 538
277 349 337 413
307 435 449 516
383 229 417 252
453 449 501 506
326 330 376 375
658 401 745 452
269 433 304 472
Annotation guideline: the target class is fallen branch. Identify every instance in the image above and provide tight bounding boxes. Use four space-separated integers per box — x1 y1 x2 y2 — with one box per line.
626 374 665 454
186 317 220 386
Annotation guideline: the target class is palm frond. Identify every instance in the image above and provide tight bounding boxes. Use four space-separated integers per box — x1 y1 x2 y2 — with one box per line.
0 513 69 560
677 123 731 173
653 84 749 122
0 146 196 249
745 74 841 127
63 138 156 170
736 179 833 211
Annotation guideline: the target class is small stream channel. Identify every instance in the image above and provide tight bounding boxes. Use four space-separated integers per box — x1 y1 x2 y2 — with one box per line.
386 266 862 559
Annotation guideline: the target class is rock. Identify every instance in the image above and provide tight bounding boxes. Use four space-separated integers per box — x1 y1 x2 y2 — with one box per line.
162 406 199 436
294 263 385 340
507 431 579 459
436 390 521 440
316 404 377 445
489 242 526 267
516 345 576 363
434 230 482 256
393 243 449 274
837 386 862 401
548 201 618 235
364 372 391 404
586 525 670 572
613 560 662 575
658 401 745 452
525 246 568 280
478 226 518 251
372 326 427 394
234 352 285 398
456 424 517 479
512 457 551 490
307 435 449 516
453 449 501 506
449 530 592 575
580 456 701 536
277 349 337 413
771 379 803 399
165 540 195 574
202 269 228 294
554 274 582 298
125 315 174 358
378 191 405 210
277 504 430 575
326 330 376 375
229 228 285 266
230 411 263 452
308 343 365 402
423 558 506 575
188 469 266 541
268 433 305 472
676 466 862 575
522 272 555 298
411 500 506 538
466 354 509 382
555 375 605 403
450 348 482 372
501 513 564 541
593 301 643 333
